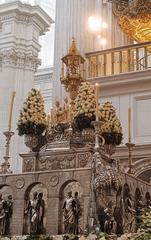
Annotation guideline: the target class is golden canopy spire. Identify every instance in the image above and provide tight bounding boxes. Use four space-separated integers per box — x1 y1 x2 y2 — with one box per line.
68 37 79 55
60 38 85 102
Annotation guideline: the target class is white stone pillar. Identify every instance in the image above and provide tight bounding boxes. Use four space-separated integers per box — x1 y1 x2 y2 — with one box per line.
0 1 53 172
53 0 131 103
53 0 96 103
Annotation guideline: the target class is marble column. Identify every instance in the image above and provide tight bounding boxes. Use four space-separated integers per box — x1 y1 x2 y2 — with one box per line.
53 0 131 103
53 0 96 103
0 1 53 172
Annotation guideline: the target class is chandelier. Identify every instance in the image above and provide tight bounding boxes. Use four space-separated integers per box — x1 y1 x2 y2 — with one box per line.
109 0 151 43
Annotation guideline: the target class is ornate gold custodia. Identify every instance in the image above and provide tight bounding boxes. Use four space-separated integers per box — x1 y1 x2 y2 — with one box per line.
111 0 151 43
60 38 85 102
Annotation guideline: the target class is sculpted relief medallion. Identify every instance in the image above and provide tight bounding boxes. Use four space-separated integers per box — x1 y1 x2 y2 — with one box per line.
16 178 25 189
50 175 59 187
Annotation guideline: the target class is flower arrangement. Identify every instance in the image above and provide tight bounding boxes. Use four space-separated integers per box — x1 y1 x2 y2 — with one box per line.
72 82 123 145
0 236 53 240
73 82 96 131
118 211 151 240
17 89 47 136
62 234 79 240
100 102 123 145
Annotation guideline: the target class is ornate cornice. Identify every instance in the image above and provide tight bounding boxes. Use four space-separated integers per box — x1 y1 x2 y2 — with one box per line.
0 49 41 71
0 1 53 34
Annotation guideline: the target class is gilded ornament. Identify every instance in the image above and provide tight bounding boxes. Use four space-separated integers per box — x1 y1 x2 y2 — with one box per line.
111 0 151 43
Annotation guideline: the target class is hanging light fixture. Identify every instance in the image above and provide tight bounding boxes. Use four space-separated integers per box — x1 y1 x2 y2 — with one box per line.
88 16 108 47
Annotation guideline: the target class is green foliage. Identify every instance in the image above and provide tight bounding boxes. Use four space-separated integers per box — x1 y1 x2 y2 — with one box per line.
98 232 108 240
74 113 95 131
18 121 46 136
119 209 151 240
141 209 151 230
136 233 151 240
25 235 52 240
102 132 123 145
62 234 79 240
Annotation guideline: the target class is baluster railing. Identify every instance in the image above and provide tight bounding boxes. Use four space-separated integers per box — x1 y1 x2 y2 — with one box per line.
86 41 151 79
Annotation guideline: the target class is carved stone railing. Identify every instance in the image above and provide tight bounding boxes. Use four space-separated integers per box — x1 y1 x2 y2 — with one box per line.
86 41 151 79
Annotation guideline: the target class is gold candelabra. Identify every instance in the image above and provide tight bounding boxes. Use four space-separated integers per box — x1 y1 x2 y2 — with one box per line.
1 131 14 174
0 92 16 174
125 142 135 174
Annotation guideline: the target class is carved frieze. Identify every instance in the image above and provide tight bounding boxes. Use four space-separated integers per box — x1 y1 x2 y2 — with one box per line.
39 154 76 171
1 49 40 71
77 152 92 168
23 157 35 172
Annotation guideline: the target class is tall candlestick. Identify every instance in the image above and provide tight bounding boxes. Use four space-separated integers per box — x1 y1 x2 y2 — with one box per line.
61 62 64 78
128 107 131 143
51 108 54 126
8 91 16 132
47 112 51 124
69 104 72 122
95 83 99 121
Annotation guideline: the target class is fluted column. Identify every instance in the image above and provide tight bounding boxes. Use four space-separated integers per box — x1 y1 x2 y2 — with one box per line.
53 0 131 103
0 1 52 172
53 0 96 103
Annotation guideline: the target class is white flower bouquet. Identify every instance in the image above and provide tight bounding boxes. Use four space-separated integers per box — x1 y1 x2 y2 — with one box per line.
99 102 123 145
17 89 47 136
73 82 96 131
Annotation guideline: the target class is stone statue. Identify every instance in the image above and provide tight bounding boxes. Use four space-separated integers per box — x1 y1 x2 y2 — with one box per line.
145 192 151 208
0 193 6 235
97 206 107 232
114 187 124 235
63 191 77 234
36 192 45 234
73 192 81 234
25 191 45 235
135 193 144 216
5 195 13 235
124 192 136 233
104 207 114 235
25 191 38 234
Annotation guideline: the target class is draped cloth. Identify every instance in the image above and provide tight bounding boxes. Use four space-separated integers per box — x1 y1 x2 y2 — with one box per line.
63 197 75 233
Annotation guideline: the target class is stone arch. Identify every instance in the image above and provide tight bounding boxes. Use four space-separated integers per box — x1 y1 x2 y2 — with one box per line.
58 180 84 234
23 182 48 235
132 158 151 182
137 169 151 183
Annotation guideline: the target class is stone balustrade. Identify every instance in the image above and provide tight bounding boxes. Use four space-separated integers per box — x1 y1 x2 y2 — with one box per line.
86 41 151 79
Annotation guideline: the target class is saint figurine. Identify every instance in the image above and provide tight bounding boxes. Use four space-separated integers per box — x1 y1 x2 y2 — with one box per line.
73 192 81 234
37 192 45 234
124 192 136 233
63 191 76 234
0 193 6 235
25 191 38 234
5 195 13 235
